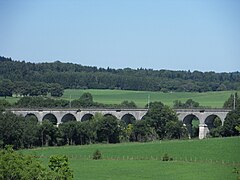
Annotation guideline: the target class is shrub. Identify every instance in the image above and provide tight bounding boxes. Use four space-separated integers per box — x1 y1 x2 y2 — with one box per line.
0 146 57 179
93 149 102 160
162 153 173 161
49 155 73 179
233 167 240 180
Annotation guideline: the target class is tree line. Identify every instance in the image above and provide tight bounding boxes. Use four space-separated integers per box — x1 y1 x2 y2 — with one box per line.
0 56 240 95
0 79 64 97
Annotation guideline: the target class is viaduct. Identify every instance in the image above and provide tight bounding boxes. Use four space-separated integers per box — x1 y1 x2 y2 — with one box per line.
9 108 231 139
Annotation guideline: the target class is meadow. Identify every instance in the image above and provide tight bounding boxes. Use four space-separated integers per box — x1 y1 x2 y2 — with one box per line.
62 89 239 108
1 89 239 108
21 137 240 180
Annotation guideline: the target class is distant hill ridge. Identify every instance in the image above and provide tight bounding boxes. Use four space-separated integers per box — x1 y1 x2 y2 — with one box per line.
0 56 239 92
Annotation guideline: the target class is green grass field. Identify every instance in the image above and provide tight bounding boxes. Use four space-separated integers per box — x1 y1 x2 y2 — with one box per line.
63 89 239 108
0 96 20 104
21 137 240 180
1 89 239 108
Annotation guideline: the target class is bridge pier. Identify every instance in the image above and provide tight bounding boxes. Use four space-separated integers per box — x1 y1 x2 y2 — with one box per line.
199 124 209 139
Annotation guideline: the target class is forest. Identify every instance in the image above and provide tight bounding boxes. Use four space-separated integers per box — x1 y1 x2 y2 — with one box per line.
0 56 240 97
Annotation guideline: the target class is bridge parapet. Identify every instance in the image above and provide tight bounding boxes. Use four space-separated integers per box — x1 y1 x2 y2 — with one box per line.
174 108 231 113
7 108 148 112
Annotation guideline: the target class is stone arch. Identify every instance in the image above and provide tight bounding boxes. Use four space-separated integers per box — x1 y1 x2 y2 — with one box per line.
81 113 94 122
183 114 200 138
61 113 77 123
42 113 58 125
121 113 136 124
25 113 38 123
204 114 222 130
103 113 117 119
183 114 198 124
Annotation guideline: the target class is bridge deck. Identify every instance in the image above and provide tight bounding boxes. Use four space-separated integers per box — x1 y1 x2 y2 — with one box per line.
7 108 148 111
7 108 231 112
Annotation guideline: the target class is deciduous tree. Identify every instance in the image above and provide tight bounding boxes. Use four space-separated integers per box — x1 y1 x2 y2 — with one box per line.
96 115 120 143
144 102 180 139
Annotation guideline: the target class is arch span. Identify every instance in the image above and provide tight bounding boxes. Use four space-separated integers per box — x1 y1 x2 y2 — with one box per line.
183 114 200 124
204 114 222 130
61 113 77 123
81 113 94 122
183 114 200 138
121 113 136 124
103 113 117 119
25 113 38 123
42 113 58 125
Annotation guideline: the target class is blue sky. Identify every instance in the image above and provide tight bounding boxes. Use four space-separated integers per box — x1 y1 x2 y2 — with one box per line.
0 0 239 72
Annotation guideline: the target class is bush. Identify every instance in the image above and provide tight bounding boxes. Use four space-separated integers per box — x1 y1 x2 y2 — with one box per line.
93 149 102 160
233 167 240 180
0 146 56 179
162 153 173 161
209 126 223 137
49 155 73 179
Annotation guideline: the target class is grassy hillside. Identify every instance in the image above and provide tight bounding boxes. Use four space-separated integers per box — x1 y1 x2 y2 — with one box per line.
21 137 240 180
63 89 239 108
1 89 239 108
